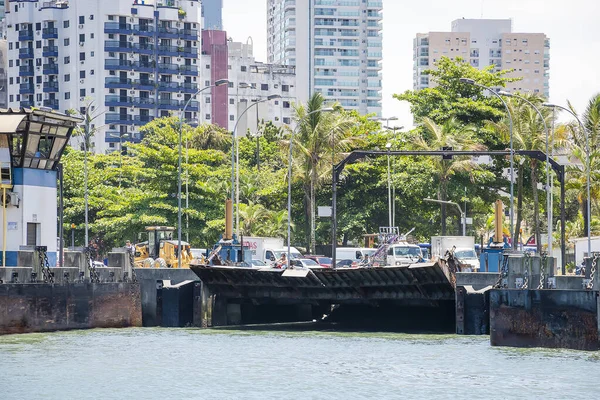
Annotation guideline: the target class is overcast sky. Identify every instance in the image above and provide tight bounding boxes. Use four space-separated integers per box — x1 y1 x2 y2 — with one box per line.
223 0 600 126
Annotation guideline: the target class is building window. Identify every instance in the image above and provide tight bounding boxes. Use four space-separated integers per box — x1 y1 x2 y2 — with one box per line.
283 101 290 108
65 92 70 100
205 64 210 69
36 76 42 83
79 34 85 43
90 33 94 39
261 84 268 91
64 38 70 46
64 21 69 28
36 23 41 31
79 52 85 61
90 15 94 20
64 56 70 64
37 94 42 102
80 71 86 79
205 97 210 103
228 82 234 88
283 117 291 124
36 40 41 49
282 85 289 92
230 115 234 121
229 99 234 104
64 74 70 82
80 89 86 97
90 51 94 57
79 16 84 24
205 114 210 120
90 70 94 75
204 80 210 86
241 66 247 72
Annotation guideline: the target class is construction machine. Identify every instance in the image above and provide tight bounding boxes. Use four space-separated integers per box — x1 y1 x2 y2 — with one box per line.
134 226 192 268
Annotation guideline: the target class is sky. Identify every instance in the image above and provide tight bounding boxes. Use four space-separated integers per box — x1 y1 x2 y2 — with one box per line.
223 0 600 127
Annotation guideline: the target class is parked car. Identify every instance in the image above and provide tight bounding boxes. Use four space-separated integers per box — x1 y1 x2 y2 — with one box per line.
303 255 332 268
249 259 268 268
335 259 356 268
291 258 321 268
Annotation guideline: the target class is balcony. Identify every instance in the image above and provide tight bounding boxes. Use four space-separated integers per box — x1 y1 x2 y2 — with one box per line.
105 59 132 70
132 79 155 90
43 82 59 93
179 82 198 93
19 83 35 94
105 95 135 107
157 45 179 56
43 64 59 75
20 100 35 108
158 99 180 110
19 48 34 59
179 28 198 40
186 100 199 111
157 26 179 38
104 22 133 34
133 43 154 54
132 61 156 73
105 114 134 124
105 131 143 143
105 77 134 88
157 62 179 73
137 97 156 108
134 25 155 36
42 27 58 39
179 64 198 75
104 41 133 52
134 115 154 126
157 81 179 92
43 99 59 109
18 30 34 41
19 66 34 77
43 46 59 57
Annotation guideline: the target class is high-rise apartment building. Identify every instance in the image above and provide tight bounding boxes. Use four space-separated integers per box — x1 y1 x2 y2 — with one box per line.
414 19 550 98
267 0 383 116
201 0 222 30
5 0 204 154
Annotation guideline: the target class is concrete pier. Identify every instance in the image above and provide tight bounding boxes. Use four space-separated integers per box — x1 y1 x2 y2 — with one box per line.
0 282 142 335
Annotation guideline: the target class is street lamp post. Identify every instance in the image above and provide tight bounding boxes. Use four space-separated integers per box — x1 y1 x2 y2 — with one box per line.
424 198 466 236
384 125 404 227
543 102 591 260
386 142 392 227
178 79 230 269
287 107 335 264
232 94 281 239
499 91 551 254
460 78 515 248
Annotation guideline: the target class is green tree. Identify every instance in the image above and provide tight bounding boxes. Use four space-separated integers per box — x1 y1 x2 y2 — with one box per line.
410 117 486 235
285 93 359 253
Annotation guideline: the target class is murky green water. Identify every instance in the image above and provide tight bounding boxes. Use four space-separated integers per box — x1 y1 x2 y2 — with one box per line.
0 328 598 399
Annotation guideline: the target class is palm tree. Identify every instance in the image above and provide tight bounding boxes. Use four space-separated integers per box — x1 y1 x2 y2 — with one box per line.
412 117 485 235
238 202 268 236
285 93 359 253
487 94 564 251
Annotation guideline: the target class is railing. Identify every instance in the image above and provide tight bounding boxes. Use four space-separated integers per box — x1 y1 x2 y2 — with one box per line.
42 28 59 38
43 46 59 57
18 30 34 40
104 22 132 32
43 99 59 108
19 84 35 94
19 48 34 58
20 100 34 108
43 64 59 74
43 82 59 92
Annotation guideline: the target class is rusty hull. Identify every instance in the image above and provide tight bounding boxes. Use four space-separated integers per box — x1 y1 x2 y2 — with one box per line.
490 289 599 351
0 283 142 335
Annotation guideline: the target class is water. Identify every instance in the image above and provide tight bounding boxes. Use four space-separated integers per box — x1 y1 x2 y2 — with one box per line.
1 328 599 399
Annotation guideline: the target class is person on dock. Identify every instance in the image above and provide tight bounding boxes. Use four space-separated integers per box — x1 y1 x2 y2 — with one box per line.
125 240 135 255
275 253 288 269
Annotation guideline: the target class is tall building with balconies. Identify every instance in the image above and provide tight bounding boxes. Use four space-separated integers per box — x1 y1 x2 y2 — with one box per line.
267 0 382 116
414 19 550 98
5 0 204 154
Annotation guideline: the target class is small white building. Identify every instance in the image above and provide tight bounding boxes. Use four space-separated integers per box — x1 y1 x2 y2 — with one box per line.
570 237 600 265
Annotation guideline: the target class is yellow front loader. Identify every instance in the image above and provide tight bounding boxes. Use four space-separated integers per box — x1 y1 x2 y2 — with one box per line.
134 226 192 268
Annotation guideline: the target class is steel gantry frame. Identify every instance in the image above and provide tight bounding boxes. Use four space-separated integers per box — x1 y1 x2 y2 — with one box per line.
331 150 567 274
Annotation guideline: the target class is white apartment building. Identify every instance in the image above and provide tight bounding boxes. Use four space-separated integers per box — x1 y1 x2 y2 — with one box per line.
414 19 550 98
222 40 296 136
5 0 204 154
267 0 383 116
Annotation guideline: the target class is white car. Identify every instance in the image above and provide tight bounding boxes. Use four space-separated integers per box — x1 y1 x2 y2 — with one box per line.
453 248 480 271
291 258 321 268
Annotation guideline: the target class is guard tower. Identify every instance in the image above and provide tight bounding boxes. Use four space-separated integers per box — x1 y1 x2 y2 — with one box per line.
0 108 80 266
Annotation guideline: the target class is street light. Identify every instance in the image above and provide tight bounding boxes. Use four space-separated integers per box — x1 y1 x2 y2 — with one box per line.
499 91 551 254
543 102 591 260
386 142 392 227
178 78 229 269
460 78 515 248
232 94 281 238
424 198 466 236
287 107 335 264
384 125 404 227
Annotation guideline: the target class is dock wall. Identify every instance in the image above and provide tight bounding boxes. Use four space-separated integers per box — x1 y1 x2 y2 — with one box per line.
0 283 142 335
